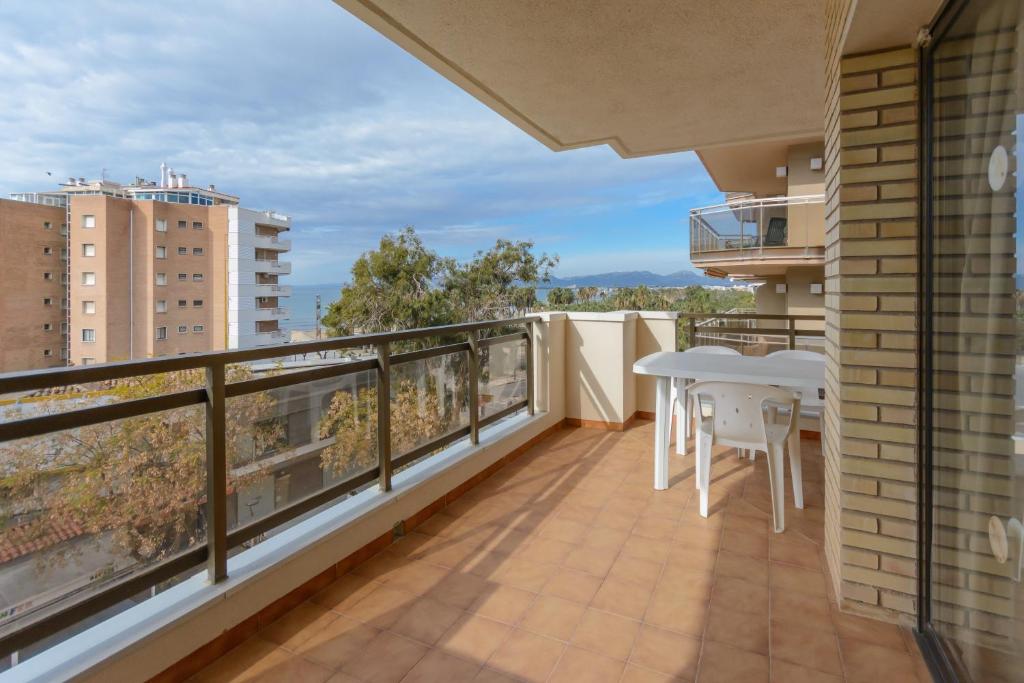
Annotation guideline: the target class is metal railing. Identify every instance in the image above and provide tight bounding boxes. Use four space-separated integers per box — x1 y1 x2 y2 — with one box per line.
0 317 536 659
689 194 825 261
681 312 825 355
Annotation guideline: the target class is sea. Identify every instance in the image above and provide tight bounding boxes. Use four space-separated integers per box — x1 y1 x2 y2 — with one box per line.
280 283 344 332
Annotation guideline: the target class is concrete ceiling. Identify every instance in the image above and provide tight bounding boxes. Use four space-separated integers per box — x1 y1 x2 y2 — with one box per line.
843 0 943 55
335 0 826 158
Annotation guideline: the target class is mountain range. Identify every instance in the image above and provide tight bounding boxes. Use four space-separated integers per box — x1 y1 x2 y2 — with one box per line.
545 270 729 288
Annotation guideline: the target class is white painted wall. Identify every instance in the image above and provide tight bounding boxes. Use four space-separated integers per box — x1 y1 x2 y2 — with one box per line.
227 207 291 348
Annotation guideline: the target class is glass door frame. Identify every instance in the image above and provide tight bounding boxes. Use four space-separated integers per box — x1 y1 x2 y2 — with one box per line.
917 0 1009 680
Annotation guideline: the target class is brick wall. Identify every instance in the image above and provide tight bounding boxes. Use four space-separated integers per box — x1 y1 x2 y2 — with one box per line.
825 41 921 622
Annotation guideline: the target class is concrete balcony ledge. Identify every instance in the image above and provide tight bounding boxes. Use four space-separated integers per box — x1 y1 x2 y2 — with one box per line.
5 411 559 683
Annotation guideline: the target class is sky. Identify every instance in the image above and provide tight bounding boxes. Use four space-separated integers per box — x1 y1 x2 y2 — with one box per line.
0 1 724 285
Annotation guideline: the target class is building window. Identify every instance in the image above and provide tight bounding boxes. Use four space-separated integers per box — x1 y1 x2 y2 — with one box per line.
177 220 187 229
193 325 205 333
60 223 68 236
82 243 96 257
82 301 96 314
155 326 167 341
81 272 96 286
177 299 187 307
43 272 53 280
192 221 203 230
81 329 96 343
155 219 167 232
193 299 203 307
156 300 167 313
43 349 52 357
80 357 93 365
61 349 68 360
42 297 52 305
178 246 188 255
177 325 188 334
193 247 204 256
177 273 187 281
61 322 68 333
193 273 204 282
81 215 95 229
155 246 167 259
43 221 52 230
43 323 52 331
156 273 167 285
42 246 52 255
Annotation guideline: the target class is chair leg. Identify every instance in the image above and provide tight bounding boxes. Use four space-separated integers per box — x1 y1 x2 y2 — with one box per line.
698 432 712 518
766 444 786 533
675 381 686 455
694 424 703 491
787 430 804 509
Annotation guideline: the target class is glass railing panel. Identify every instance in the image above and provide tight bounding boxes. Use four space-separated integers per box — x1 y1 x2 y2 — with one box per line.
479 339 528 420
0 405 207 662
389 350 470 469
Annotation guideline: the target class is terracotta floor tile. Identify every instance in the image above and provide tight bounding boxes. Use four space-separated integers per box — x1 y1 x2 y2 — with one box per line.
571 607 641 661
629 624 701 680
295 615 379 671
539 518 590 544
705 605 769 655
351 550 410 582
632 516 678 541
385 559 451 595
770 563 828 598
260 602 339 651
769 659 842 683
517 537 576 564
311 574 381 613
542 566 604 604
194 636 292 682
341 631 428 683
620 663 687 682
770 587 833 630
494 557 558 593
673 523 722 550
591 577 654 620
486 628 566 682
698 640 769 683
549 645 625 683
770 534 824 571
666 546 718 574
439 613 513 664
643 584 708 638
473 667 521 683
608 555 664 586
519 595 585 640
428 572 494 610
338 583 417 629
389 596 464 645
401 649 481 683
711 576 769 617
714 549 768 585
469 584 536 625
771 621 842 676
721 529 769 559
581 525 631 551
840 637 920 683
832 610 908 651
621 534 673 563
563 544 620 576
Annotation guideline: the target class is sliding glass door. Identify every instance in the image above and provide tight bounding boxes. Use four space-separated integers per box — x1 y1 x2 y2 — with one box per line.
924 1 1023 680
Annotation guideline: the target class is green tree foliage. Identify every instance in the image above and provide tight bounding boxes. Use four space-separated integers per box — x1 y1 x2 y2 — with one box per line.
546 287 576 306
443 239 557 321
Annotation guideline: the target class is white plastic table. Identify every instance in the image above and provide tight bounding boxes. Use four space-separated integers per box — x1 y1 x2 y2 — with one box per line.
633 351 826 490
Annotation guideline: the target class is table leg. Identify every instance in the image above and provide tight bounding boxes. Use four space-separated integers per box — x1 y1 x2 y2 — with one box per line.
654 376 670 490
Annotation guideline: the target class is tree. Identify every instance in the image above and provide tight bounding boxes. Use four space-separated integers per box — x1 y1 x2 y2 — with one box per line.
607 286 671 310
577 286 600 303
0 366 280 565
322 227 453 336
546 287 576 307
443 239 557 321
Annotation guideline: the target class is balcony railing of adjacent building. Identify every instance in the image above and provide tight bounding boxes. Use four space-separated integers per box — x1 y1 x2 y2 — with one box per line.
0 318 535 665
681 311 826 356
253 234 292 251
689 194 826 264
254 259 291 275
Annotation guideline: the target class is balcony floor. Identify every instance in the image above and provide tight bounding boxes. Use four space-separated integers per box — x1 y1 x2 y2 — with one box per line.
193 422 929 683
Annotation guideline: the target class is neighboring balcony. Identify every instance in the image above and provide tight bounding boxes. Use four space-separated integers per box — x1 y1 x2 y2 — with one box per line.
252 283 293 298
252 306 289 322
254 234 292 252
689 195 825 279
255 259 292 275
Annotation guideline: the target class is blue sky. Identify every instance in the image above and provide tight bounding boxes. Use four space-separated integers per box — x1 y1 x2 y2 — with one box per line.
0 1 724 285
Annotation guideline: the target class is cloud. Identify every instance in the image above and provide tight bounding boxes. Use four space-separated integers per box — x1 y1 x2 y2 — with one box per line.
0 0 719 284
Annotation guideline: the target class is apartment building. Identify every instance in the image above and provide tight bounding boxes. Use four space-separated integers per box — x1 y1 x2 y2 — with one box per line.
689 140 828 328
0 198 69 372
3 168 292 369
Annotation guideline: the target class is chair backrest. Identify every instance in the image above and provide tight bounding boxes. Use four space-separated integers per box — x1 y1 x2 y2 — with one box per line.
763 217 788 246
688 380 799 445
766 349 823 361
684 345 741 356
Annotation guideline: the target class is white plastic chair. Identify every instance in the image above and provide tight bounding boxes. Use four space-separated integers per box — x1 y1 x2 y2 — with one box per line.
672 346 740 455
689 380 803 533
765 349 825 451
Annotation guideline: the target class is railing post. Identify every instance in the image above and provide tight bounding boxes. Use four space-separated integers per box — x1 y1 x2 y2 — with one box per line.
204 362 227 583
758 202 765 257
687 316 697 349
376 342 392 492
468 331 480 444
788 318 797 350
525 320 535 416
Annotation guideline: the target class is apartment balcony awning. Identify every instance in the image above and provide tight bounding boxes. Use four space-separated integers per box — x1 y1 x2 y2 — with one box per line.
335 1 827 157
